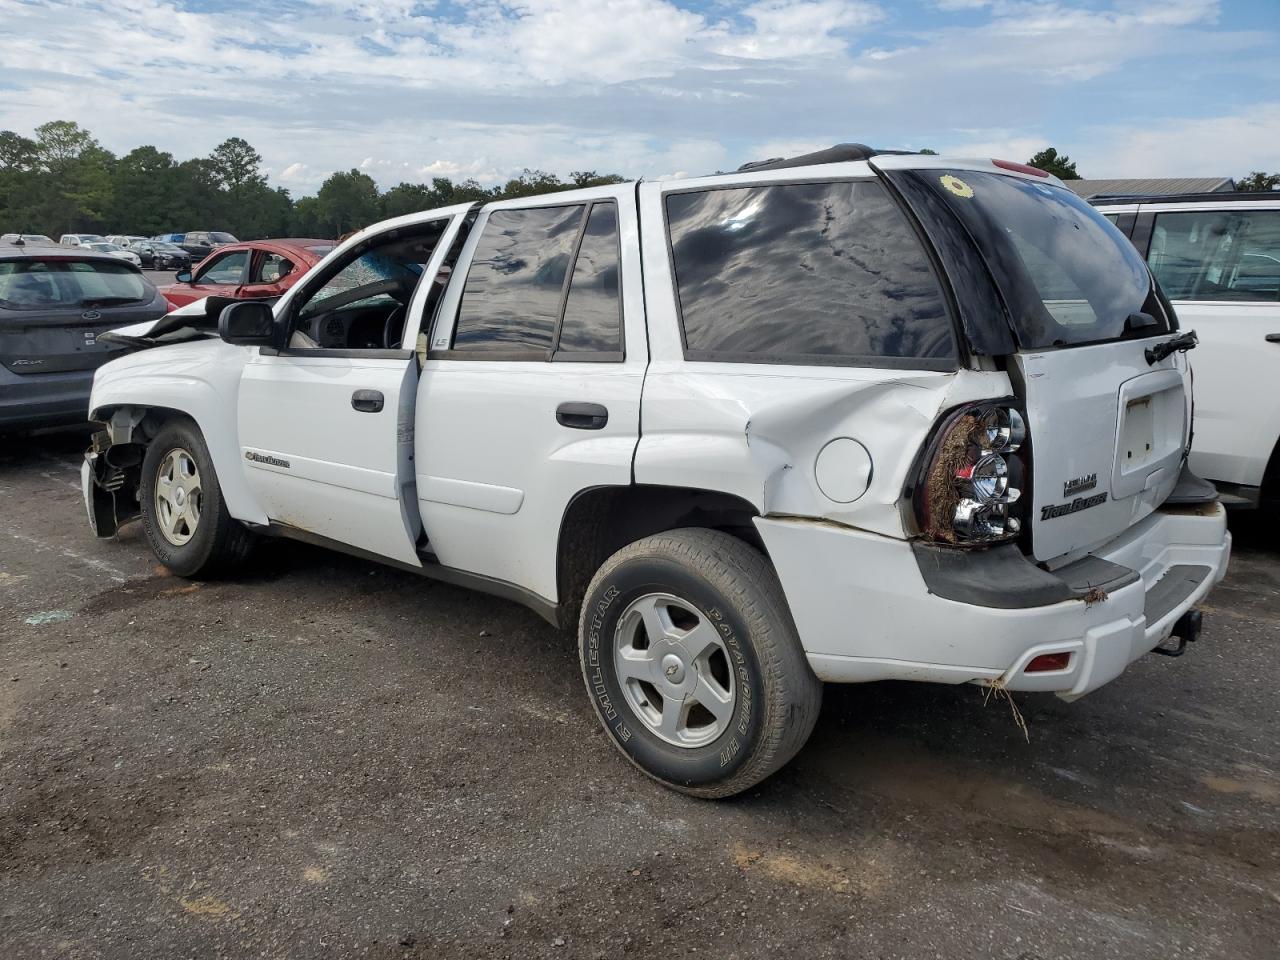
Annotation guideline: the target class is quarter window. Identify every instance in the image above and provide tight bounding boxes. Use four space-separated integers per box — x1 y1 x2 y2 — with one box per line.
665 181 954 363
453 205 584 352
252 253 294 284
1148 210 1280 302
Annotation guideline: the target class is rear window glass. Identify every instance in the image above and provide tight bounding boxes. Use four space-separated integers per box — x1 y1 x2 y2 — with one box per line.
908 169 1168 348
1148 209 1280 302
665 180 954 364
0 259 149 309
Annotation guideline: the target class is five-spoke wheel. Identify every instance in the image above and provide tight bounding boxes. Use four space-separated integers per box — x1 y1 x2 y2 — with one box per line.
153 447 202 546
614 592 736 748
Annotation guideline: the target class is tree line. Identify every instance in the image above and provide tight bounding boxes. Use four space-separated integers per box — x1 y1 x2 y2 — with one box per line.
3 122 1275 242
0 121 626 240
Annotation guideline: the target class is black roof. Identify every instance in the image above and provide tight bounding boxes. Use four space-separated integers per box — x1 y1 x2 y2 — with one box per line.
737 142 917 173
1090 191 1279 206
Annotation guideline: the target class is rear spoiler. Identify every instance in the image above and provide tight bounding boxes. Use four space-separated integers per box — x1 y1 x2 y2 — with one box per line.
99 295 278 348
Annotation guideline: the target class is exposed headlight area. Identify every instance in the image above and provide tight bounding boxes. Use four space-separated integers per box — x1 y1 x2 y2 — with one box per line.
912 401 1027 545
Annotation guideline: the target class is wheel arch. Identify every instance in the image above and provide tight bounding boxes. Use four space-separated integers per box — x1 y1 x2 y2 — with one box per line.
90 397 267 526
555 484 767 629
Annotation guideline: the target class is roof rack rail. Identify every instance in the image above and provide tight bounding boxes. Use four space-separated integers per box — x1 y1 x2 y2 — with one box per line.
736 142 917 173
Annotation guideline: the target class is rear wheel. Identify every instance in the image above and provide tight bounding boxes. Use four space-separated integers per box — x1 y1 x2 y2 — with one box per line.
139 419 254 577
578 528 822 798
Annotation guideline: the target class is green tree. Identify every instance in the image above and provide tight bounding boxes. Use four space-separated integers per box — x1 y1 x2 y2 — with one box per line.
109 146 182 236
28 121 114 234
568 170 627 188
1237 171 1280 192
0 131 40 233
497 168 564 199
1026 147 1081 180
315 169 380 235
0 131 37 171
380 181 438 219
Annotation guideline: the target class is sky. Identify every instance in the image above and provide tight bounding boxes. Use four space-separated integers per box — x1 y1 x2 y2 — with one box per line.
0 0 1276 194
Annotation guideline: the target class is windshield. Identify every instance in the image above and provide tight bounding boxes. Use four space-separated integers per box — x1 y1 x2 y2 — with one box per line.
211 232 238 243
90 243 122 252
906 169 1169 348
0 259 149 309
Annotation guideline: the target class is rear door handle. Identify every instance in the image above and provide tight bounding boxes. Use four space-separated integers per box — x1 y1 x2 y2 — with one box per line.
556 402 608 430
1267 334 1280 343
351 389 384 413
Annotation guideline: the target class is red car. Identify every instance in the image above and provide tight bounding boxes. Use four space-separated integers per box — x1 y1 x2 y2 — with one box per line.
159 238 334 309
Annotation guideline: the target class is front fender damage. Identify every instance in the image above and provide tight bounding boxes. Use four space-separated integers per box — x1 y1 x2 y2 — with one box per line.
83 409 150 538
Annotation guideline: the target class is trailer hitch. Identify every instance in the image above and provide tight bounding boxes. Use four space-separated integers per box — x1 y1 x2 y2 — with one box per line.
1153 608 1203 657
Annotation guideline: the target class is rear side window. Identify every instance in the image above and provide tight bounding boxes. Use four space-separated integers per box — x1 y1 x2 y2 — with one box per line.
452 201 623 358
0 259 148 309
1148 209 1280 302
557 203 622 355
664 180 954 365
454 205 583 352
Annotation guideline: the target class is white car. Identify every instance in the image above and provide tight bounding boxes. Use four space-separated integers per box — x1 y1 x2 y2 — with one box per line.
1 233 57 246
59 233 107 247
1093 192 1280 507
85 241 142 267
81 146 1229 797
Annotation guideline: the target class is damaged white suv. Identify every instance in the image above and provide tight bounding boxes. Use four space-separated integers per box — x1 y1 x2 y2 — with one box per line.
81 145 1230 797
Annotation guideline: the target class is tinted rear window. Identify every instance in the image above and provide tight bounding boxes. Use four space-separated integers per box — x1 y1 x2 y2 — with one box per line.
665 180 954 365
908 169 1168 348
453 205 584 352
0 259 149 310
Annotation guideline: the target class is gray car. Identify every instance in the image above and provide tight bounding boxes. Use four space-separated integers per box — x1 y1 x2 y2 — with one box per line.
0 248 169 432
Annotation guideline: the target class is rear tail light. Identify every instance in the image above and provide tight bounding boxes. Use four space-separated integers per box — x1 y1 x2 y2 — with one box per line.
911 400 1028 545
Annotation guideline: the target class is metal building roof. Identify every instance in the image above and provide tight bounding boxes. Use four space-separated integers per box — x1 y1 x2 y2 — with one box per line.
1064 177 1235 199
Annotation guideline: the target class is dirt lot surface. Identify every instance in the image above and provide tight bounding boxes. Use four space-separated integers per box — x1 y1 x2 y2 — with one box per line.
2 430 1277 959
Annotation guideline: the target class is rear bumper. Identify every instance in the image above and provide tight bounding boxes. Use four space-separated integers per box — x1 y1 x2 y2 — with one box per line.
0 369 93 430
757 503 1230 699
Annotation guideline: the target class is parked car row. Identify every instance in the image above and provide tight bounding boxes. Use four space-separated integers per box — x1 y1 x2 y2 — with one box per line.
74 147 1230 799
57 231 239 268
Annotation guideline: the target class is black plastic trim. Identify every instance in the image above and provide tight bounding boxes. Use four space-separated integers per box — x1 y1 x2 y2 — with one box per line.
1165 462 1220 505
912 541 1140 609
260 347 414 360
259 522 563 628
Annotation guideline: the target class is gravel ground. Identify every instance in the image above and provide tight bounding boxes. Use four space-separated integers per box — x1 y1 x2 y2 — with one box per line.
1 429 1277 959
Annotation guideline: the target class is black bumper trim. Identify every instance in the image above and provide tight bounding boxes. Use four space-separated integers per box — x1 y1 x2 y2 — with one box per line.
912 542 1140 610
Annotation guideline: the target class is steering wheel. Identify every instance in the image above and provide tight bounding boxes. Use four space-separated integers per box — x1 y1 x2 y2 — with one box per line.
383 305 407 349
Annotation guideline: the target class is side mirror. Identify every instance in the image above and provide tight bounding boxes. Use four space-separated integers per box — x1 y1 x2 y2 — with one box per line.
218 300 275 346
174 269 192 283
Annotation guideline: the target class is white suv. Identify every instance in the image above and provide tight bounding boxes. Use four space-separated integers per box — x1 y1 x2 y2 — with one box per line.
80 146 1230 797
1093 192 1280 506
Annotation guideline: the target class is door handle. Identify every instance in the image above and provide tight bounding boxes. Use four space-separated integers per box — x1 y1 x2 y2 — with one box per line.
556 402 608 430
351 389 384 413
1266 334 1280 343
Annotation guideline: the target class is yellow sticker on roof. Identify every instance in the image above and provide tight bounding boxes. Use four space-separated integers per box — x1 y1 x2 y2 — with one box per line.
940 175 974 198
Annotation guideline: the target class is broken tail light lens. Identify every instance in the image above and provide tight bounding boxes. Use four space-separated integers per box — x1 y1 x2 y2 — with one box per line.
912 401 1027 545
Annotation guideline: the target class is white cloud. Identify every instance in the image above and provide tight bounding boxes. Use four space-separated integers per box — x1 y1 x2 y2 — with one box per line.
1078 102 1280 178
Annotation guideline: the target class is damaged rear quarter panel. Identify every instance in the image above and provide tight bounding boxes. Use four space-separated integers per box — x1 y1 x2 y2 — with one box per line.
634 360 1012 538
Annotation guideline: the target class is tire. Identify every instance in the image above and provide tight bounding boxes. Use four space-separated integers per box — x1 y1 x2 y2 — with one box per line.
578 528 822 798
139 418 255 577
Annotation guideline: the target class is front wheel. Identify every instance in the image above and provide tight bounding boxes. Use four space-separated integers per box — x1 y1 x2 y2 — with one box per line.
579 528 822 798
139 419 255 577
